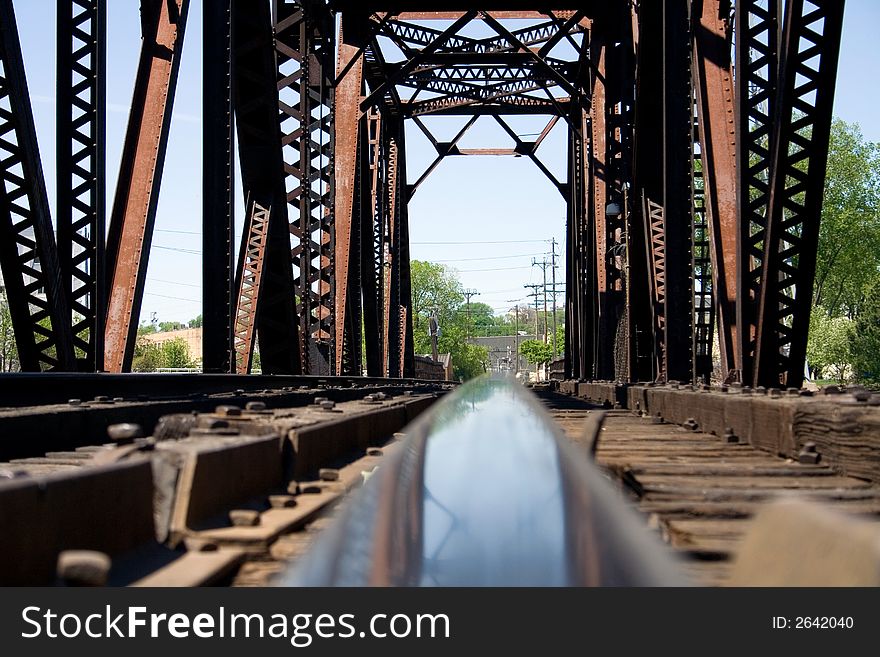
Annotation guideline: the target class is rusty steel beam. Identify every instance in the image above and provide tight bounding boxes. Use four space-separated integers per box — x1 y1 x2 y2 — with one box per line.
692 0 737 378
275 1 335 375
0 0 75 372
233 0 301 375
104 0 189 372
202 0 235 373
753 0 845 389
334 38 365 375
56 0 106 372
590 26 610 380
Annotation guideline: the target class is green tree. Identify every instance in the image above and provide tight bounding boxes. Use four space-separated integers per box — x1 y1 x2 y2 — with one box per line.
410 260 488 380
132 339 162 372
851 280 880 384
158 321 186 333
813 119 880 318
137 321 157 335
0 295 19 372
519 339 553 366
806 311 854 383
188 314 203 328
131 337 194 371
161 337 193 368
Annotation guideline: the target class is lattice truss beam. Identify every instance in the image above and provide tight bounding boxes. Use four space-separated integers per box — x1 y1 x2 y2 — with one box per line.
366 9 590 117
274 0 335 374
0 0 74 371
57 0 105 372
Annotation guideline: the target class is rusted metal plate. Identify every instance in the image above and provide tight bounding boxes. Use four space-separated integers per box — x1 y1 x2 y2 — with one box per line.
104 0 189 372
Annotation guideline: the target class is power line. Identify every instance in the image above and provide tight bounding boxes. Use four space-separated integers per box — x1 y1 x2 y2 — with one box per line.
144 292 200 303
154 244 201 255
411 239 549 245
432 251 549 263
454 265 533 273
148 277 201 288
155 229 200 235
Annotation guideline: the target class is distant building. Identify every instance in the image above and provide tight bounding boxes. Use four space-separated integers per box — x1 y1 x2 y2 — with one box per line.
469 335 538 374
140 327 202 362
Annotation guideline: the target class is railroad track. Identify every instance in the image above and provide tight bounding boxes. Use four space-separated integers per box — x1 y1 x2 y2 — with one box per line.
0 378 452 586
3 375 880 587
537 386 880 585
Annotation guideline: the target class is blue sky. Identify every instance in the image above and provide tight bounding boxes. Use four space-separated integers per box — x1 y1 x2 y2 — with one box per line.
11 0 880 323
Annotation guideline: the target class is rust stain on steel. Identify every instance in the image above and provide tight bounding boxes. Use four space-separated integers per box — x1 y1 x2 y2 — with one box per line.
693 0 739 376
333 39 365 375
104 0 187 372
590 29 608 351
383 136 399 376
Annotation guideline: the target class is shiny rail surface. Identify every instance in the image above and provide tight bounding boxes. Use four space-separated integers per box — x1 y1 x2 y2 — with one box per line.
282 379 684 586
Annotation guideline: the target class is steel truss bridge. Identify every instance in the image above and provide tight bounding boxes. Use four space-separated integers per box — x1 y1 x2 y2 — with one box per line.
0 0 845 390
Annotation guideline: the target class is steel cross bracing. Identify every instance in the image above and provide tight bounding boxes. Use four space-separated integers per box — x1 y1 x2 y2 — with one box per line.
56 0 106 372
0 0 75 372
0 1 847 390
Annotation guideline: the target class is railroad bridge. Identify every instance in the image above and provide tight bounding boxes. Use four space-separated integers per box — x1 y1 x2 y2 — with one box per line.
2 1 879 587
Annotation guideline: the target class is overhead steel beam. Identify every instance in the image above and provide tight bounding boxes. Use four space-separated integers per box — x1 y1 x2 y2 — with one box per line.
56 0 106 372
104 0 189 372
202 0 235 373
753 0 845 389
0 0 75 372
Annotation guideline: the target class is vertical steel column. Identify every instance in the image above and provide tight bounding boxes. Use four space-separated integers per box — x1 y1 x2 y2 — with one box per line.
334 37 365 375
662 0 694 383
384 118 406 378
632 0 665 381
202 0 235 373
589 24 610 379
692 0 736 378
691 132 715 381
231 0 301 374
565 109 594 381
0 0 74 372
604 12 636 382
104 0 189 372
398 120 415 379
753 0 845 388
57 0 105 372
274 1 335 375
735 0 780 384
362 107 385 377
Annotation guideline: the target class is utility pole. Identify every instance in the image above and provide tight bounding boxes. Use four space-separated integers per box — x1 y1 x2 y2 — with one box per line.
463 289 479 342
524 284 541 339
532 258 550 344
550 238 558 358
513 303 520 375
